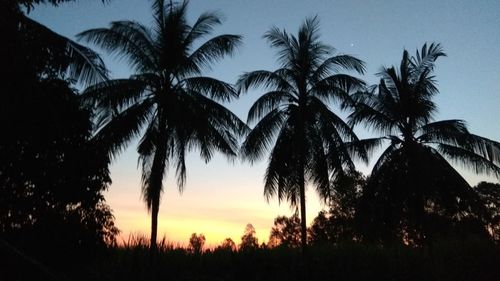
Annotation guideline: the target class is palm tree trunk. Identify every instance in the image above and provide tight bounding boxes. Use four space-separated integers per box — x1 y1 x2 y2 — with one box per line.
299 172 307 251
150 197 159 253
148 114 168 254
297 96 308 253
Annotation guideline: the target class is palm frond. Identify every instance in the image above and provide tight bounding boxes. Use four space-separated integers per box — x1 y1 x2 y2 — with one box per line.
348 92 397 135
463 134 500 167
22 16 108 85
438 143 500 177
92 100 154 160
371 141 401 175
77 21 157 72
264 123 301 206
184 11 222 46
311 74 365 107
417 119 469 144
241 109 287 163
263 26 295 68
312 54 366 83
187 91 249 137
152 0 166 29
82 79 147 111
183 76 238 102
186 34 242 74
65 41 109 85
247 90 294 124
306 129 331 202
140 133 169 210
237 70 294 94
410 42 446 77
310 97 358 143
347 137 387 164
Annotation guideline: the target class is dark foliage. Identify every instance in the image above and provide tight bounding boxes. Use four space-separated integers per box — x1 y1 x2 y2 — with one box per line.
474 181 500 242
268 213 301 248
240 224 259 251
86 240 500 281
0 1 117 279
306 172 364 245
188 233 206 254
0 78 118 279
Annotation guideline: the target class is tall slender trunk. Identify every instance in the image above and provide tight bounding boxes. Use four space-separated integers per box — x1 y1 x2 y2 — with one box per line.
299 171 307 251
150 197 159 253
148 113 168 254
297 93 308 252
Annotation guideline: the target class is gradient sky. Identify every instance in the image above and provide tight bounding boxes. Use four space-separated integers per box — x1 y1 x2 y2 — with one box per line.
30 0 500 246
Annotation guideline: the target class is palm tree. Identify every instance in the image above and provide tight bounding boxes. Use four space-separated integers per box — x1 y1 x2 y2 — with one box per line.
77 0 246 251
238 17 366 250
350 43 500 244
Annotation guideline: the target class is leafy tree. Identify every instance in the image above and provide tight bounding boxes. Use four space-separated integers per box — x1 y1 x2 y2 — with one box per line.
216 238 237 252
268 213 301 248
1 0 108 90
309 171 365 245
0 0 116 270
350 43 500 245
188 233 206 255
0 78 118 274
474 181 500 242
238 17 366 250
78 0 246 252
240 224 259 250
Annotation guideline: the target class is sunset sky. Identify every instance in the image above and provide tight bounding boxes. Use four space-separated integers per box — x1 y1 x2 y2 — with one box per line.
30 0 500 246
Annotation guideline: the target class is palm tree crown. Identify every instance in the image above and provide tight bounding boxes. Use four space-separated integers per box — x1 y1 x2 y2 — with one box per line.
238 17 366 250
350 43 500 244
78 0 246 251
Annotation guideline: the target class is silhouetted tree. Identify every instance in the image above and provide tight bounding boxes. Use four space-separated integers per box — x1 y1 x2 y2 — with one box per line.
238 16 366 251
474 181 500 242
0 0 116 273
188 233 206 255
268 213 301 248
350 43 500 245
240 224 259 250
216 238 237 252
78 0 246 252
1 0 108 90
0 78 118 274
309 171 364 244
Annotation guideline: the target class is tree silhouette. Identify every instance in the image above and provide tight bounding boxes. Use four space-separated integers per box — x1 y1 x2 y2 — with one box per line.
474 182 500 242
0 0 116 273
350 43 500 245
268 213 301 248
188 233 206 255
240 224 259 250
78 0 246 252
216 237 237 252
309 171 364 245
238 17 366 251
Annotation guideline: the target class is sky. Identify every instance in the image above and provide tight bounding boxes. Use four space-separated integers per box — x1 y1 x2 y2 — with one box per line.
30 0 500 246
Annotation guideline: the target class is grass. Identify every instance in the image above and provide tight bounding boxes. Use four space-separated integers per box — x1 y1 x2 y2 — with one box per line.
85 236 499 281
3 235 499 281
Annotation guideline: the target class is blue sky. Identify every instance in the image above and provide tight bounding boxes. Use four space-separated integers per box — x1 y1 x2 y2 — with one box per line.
30 0 500 245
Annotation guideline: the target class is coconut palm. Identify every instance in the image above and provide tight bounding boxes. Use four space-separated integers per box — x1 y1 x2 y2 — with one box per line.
350 43 500 244
77 0 246 251
238 17 366 250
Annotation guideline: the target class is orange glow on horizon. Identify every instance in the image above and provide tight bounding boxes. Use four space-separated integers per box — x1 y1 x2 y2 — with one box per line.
105 151 327 247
